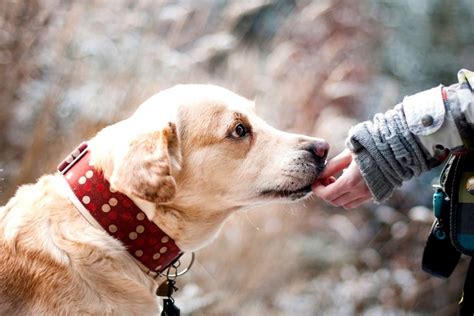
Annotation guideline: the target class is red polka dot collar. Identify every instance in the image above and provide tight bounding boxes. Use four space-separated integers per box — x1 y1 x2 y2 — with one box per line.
58 143 182 275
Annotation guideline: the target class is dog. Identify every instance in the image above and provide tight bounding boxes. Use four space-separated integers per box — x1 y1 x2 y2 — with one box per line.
0 84 328 315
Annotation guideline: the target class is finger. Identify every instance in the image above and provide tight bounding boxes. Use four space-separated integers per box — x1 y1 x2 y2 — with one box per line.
343 196 370 210
330 192 362 207
321 176 336 186
312 179 333 188
326 176 336 185
319 149 352 179
312 179 348 202
331 182 370 206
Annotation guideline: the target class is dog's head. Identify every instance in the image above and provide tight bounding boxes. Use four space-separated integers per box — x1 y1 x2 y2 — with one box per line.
89 85 328 248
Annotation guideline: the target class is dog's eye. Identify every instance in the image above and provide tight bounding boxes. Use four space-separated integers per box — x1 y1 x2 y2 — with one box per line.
232 124 248 138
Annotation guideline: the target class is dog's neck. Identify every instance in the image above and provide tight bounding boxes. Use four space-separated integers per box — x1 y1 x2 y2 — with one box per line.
131 197 235 252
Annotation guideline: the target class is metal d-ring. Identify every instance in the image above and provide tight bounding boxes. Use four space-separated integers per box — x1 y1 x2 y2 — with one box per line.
166 252 195 278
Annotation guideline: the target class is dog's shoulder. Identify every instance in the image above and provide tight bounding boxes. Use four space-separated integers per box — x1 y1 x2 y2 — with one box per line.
0 174 160 314
0 175 75 313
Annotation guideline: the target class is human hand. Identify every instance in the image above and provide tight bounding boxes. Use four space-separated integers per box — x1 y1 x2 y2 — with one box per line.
312 149 372 209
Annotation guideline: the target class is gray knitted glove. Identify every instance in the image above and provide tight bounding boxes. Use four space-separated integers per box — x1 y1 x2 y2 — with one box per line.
346 104 431 202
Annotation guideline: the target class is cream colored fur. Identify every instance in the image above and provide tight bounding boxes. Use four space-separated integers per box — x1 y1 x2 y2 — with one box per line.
0 85 327 315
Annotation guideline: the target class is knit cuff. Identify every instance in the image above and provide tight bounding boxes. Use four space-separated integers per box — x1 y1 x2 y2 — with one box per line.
352 148 395 203
346 103 431 203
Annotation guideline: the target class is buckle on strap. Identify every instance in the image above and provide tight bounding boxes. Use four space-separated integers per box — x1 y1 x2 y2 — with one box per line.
57 142 89 175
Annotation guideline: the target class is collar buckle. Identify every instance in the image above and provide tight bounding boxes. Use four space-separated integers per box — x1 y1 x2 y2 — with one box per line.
57 142 89 174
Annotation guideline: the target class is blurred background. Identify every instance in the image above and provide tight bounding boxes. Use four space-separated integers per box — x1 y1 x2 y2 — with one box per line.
1 0 474 314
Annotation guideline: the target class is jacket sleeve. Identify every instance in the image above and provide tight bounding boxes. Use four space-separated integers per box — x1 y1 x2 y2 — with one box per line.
346 69 474 202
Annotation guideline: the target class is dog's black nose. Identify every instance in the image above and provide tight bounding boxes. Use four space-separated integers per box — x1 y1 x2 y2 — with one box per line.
302 139 329 160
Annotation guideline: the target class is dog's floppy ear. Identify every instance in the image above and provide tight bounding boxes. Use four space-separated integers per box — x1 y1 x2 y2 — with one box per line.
110 122 181 204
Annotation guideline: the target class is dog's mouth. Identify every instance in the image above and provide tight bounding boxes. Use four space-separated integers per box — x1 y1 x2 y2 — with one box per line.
260 184 313 201
259 160 326 201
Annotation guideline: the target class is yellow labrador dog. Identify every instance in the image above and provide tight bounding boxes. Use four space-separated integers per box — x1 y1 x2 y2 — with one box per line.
0 85 328 315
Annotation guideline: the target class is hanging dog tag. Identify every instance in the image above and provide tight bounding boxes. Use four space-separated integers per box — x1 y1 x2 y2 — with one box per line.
161 298 180 316
156 280 174 297
158 279 180 315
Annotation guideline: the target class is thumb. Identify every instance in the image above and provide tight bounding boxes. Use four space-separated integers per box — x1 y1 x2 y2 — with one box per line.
319 149 352 179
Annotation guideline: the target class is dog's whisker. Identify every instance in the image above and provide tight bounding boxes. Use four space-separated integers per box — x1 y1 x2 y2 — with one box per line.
244 211 260 232
288 204 297 216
